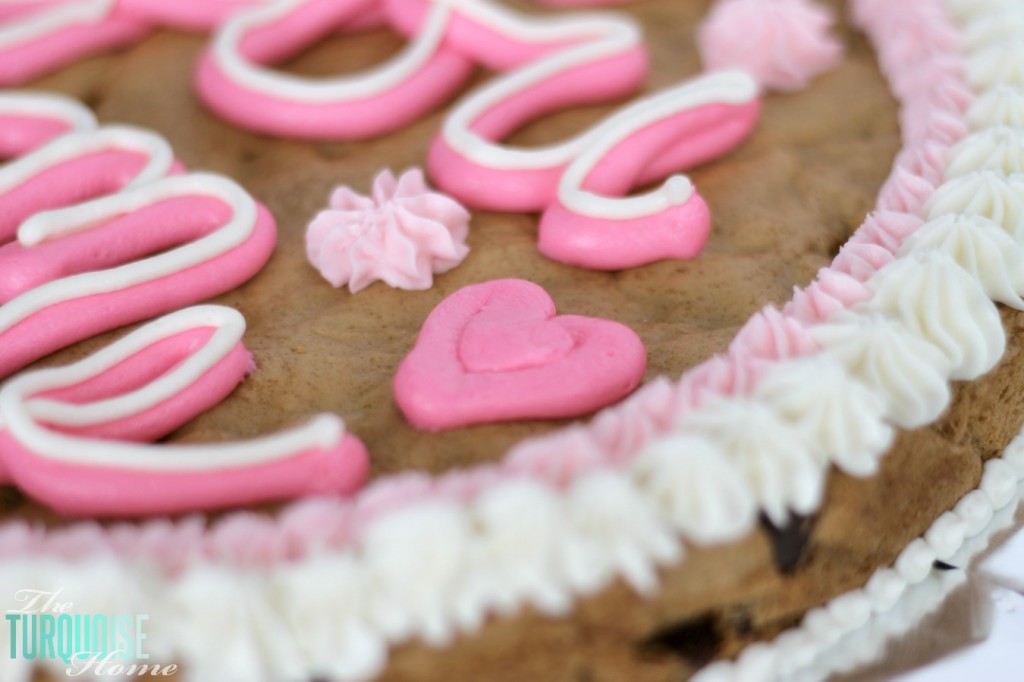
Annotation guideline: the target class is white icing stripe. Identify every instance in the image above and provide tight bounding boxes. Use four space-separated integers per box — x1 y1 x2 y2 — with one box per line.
213 0 640 106
442 15 641 170
0 91 97 131
15 305 246 428
0 173 257 333
0 125 174 198
0 0 113 49
212 0 452 102
0 306 345 470
557 70 758 219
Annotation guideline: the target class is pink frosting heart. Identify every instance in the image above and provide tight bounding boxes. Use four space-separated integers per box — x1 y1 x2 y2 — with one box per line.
394 278 647 430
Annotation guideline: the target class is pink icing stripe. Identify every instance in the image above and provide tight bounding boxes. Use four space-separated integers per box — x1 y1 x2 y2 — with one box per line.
0 15 150 86
0 304 370 516
0 150 183 245
0 116 73 159
0 194 223 303
0 0 974 566
0 202 276 379
0 3 67 21
386 0 612 70
532 0 638 5
0 0 271 85
195 0 477 139
33 328 254 443
427 49 649 212
537 193 711 269
196 53 475 140
537 98 759 269
215 0 387 64
0 431 368 517
114 0 271 31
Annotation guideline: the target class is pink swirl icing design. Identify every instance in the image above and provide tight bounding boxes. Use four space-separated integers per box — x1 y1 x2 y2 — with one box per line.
697 0 844 93
306 168 470 293
0 0 263 86
0 0 966 536
0 0 962 544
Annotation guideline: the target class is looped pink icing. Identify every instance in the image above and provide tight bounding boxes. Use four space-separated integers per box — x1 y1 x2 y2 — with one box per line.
697 0 844 93
306 168 471 293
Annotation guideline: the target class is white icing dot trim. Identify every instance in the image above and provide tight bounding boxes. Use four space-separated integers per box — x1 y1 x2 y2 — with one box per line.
695 455 1024 682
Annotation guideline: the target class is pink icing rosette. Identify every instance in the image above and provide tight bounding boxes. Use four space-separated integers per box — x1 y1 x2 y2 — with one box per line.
306 168 471 293
697 0 844 93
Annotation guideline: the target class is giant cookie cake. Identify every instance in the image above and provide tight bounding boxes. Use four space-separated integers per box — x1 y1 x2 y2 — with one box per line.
3 0 1024 680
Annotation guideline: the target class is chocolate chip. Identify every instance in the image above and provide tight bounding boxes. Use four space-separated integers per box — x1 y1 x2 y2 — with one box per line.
933 560 960 571
724 604 754 637
0 487 26 514
641 612 722 668
760 513 816 574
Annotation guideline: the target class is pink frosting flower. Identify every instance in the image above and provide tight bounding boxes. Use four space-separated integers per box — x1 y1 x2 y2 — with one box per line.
306 168 471 293
697 0 844 92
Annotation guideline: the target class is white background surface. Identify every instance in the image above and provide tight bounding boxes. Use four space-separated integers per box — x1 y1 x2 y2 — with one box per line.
892 516 1024 681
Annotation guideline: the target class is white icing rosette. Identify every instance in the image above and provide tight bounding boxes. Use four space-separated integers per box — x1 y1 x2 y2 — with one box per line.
751 354 894 476
270 555 386 682
945 125 1024 178
961 5 1024 50
966 85 1024 130
965 40 1024 90
465 479 573 617
811 310 952 429
901 213 1024 309
558 471 680 595
631 433 758 545
358 501 472 645
863 250 1004 381
675 395 824 526
925 169 1024 238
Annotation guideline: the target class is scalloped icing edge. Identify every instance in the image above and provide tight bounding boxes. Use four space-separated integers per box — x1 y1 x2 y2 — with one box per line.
695 440 1024 682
